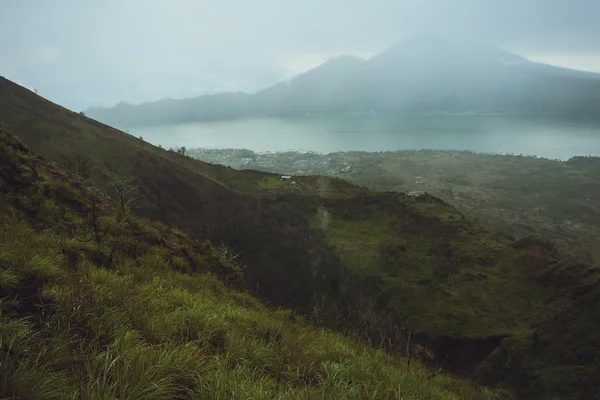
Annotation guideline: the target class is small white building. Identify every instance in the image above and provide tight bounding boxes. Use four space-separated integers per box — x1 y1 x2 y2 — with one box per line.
406 191 426 197
280 175 292 181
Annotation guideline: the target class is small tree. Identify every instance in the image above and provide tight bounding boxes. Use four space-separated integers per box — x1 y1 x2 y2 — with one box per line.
110 177 141 215
73 191 115 268
209 242 245 288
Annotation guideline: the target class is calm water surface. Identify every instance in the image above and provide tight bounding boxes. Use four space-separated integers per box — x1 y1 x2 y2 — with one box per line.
132 115 600 159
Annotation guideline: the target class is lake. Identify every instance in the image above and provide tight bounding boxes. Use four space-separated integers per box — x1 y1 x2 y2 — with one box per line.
131 115 600 160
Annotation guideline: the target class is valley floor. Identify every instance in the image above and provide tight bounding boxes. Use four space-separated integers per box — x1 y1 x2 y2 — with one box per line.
187 147 600 263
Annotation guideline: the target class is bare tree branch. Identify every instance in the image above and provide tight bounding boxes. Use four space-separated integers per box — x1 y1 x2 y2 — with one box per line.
109 177 142 214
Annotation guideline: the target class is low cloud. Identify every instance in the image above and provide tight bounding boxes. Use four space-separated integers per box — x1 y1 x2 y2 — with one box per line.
2 1 599 110
32 46 60 65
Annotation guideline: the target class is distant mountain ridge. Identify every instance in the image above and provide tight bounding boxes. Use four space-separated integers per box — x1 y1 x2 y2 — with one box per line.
87 35 600 128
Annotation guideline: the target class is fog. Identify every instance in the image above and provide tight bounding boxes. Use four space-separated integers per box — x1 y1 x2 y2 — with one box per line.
2 0 600 110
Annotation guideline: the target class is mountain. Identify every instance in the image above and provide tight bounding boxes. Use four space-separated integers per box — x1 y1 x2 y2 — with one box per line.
86 92 254 128
255 55 370 115
3 75 600 398
86 35 600 128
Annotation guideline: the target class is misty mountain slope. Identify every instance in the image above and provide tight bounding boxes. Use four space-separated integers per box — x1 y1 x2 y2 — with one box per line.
364 36 528 110
256 55 370 115
86 92 254 128
0 129 505 400
86 35 600 127
370 34 530 66
3 75 600 398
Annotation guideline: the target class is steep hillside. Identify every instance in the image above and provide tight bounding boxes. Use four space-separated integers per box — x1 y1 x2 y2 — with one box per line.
0 130 502 399
86 35 600 127
3 76 600 398
0 76 546 342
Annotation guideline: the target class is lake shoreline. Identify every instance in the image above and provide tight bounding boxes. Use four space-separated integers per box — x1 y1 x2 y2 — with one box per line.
131 114 600 160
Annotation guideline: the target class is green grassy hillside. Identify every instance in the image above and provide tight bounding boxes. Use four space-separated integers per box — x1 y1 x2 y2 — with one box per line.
0 130 499 399
2 76 600 398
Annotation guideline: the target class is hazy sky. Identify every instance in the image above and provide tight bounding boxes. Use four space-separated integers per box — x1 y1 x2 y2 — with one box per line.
2 0 599 110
